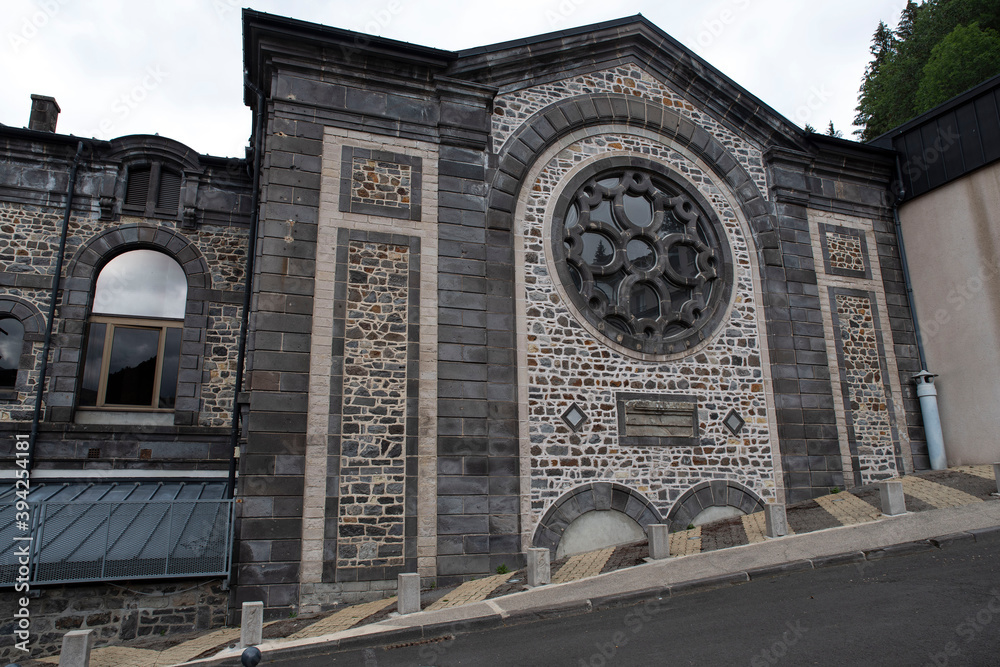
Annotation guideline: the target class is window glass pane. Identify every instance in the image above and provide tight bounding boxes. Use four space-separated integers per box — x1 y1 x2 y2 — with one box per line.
668 244 699 280
631 283 660 320
594 269 626 305
589 200 614 227
0 317 24 389
626 239 656 270
104 327 160 406
623 195 653 227
93 250 187 319
567 263 584 292
581 233 615 267
605 316 632 335
158 327 181 409
78 322 106 406
564 204 580 229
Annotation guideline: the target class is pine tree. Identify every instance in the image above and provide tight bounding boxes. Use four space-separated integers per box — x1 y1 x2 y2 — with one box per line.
854 0 1000 141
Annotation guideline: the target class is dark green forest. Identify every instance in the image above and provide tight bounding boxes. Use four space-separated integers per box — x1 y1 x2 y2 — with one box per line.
854 0 1000 141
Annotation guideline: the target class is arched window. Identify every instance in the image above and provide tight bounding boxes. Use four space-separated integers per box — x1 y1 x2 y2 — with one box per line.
78 250 186 410
0 317 25 390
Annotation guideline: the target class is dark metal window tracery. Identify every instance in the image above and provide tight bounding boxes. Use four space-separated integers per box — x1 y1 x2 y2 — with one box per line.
554 167 731 355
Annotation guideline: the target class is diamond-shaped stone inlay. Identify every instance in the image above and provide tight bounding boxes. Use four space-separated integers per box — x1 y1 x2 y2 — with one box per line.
561 403 588 432
723 409 745 436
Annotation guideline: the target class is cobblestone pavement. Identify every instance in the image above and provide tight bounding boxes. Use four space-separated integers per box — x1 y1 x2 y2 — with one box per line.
424 572 513 611
26 466 999 666
551 546 615 584
814 492 882 526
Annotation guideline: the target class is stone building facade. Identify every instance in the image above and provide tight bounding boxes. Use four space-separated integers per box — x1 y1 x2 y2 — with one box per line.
1 11 935 653
235 12 926 616
0 109 251 658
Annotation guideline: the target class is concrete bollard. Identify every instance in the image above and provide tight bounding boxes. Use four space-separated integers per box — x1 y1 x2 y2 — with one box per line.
764 503 788 538
397 572 421 615
647 524 671 560
526 547 551 587
880 480 907 516
58 629 93 667
240 601 263 648
993 463 1000 494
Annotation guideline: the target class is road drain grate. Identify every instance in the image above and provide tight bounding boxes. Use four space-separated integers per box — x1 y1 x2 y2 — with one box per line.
385 635 455 650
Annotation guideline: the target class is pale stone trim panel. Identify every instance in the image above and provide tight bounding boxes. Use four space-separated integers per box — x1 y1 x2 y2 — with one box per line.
300 128 439 610
808 209 913 487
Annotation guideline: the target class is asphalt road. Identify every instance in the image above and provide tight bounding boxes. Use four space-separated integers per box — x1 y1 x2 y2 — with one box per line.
261 535 1000 666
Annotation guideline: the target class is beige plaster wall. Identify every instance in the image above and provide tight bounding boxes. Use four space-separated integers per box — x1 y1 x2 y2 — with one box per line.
898 162 1000 465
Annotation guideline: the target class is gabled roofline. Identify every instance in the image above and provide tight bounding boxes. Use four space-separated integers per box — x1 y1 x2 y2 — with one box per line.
449 14 810 151
455 15 645 57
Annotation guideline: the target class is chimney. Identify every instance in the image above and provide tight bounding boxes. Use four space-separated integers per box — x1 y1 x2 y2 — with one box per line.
29 94 60 133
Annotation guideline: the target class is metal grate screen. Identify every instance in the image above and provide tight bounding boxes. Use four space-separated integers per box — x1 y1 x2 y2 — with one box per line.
0 482 233 586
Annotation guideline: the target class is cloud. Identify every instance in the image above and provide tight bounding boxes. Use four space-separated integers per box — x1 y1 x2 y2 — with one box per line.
2 0 908 156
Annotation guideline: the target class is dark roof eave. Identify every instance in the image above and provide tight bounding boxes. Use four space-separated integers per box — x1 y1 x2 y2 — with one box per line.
868 72 1000 148
242 8 458 107
0 125 110 148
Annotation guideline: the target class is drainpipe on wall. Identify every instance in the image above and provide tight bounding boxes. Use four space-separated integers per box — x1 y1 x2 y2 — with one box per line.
27 140 84 473
892 155 947 470
227 75 265 499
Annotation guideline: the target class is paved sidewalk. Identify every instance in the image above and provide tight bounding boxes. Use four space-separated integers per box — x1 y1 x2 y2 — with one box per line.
25 465 1000 666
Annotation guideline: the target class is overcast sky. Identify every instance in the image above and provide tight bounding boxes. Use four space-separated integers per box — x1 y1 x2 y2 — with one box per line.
4 1 911 158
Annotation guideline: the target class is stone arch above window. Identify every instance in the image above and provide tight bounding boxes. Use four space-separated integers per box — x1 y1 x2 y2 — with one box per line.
485 93 781 266
49 225 212 425
666 480 764 532
533 482 662 556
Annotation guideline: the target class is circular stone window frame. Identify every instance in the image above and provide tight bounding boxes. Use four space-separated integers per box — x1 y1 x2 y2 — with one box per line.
546 155 736 361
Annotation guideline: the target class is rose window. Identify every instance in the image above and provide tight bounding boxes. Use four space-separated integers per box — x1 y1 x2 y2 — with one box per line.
554 168 731 355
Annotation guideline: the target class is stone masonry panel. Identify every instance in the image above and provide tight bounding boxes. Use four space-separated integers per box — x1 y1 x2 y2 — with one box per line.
351 158 412 211
826 232 866 274
820 223 871 280
492 64 768 198
521 132 777 536
337 241 410 570
832 291 898 484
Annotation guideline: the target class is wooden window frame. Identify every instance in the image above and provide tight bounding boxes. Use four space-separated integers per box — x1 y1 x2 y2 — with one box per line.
78 315 183 412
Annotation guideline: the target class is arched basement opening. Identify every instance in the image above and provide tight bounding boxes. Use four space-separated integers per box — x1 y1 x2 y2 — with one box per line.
533 482 662 558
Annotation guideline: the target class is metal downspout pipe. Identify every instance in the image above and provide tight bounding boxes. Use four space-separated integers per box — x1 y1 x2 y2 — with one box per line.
227 76 265 499
27 140 84 473
892 155 946 470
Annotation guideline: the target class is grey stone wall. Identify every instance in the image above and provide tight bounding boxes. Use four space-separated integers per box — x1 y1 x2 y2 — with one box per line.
766 144 925 501
0 578 226 662
437 142 522 582
0 130 251 470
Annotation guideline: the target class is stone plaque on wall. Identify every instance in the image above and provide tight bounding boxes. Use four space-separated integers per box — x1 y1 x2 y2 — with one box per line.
616 393 699 446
